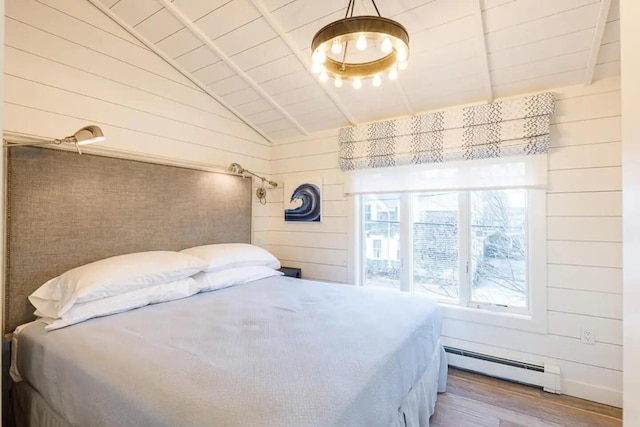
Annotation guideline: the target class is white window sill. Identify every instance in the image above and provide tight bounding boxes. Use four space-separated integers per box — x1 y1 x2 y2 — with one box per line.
438 302 547 334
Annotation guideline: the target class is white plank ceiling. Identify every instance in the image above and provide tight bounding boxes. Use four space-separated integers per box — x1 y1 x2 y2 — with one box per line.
91 0 620 142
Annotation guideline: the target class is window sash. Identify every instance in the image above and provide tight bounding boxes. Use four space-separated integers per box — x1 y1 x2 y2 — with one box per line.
466 190 530 314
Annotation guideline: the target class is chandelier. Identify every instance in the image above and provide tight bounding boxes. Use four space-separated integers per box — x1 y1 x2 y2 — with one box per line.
311 0 409 89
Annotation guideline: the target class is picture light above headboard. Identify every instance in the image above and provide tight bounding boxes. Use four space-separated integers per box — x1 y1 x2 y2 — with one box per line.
228 162 278 205
3 125 106 155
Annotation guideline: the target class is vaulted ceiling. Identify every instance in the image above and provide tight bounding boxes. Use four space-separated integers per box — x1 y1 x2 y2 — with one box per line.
89 0 620 143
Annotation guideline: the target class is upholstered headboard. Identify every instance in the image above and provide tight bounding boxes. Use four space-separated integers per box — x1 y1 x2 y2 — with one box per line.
5 147 252 332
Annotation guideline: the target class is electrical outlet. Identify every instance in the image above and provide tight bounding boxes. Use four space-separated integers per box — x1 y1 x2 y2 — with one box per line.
581 328 595 345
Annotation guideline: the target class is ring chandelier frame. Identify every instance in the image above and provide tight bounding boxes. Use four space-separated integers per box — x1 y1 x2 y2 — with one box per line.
311 0 410 88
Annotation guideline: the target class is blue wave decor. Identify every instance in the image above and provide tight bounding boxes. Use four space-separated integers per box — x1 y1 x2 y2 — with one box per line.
284 183 321 222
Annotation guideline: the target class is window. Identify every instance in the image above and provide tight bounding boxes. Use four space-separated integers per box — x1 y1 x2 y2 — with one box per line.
349 156 547 330
412 192 459 302
372 239 382 258
364 204 372 221
360 189 538 314
470 190 527 308
363 194 401 290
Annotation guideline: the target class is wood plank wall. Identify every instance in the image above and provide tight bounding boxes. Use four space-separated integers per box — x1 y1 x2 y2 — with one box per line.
2 0 270 173
621 1 640 423
260 77 623 407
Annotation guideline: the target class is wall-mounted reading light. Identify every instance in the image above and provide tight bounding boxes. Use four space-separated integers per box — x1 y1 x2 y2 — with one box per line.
3 125 106 155
228 162 278 205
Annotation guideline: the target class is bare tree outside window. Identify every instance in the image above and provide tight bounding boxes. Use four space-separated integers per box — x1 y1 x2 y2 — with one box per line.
471 190 527 307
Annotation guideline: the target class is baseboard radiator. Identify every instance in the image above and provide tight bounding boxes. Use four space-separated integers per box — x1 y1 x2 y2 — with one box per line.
444 346 561 394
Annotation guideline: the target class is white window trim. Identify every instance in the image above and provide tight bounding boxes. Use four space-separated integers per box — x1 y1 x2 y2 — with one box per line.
349 190 547 334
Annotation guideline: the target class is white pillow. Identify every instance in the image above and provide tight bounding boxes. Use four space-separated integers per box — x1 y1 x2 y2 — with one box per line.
29 251 206 319
192 265 283 292
42 277 199 331
181 243 280 273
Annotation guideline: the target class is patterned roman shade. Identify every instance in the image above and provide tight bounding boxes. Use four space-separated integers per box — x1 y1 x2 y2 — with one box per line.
339 93 555 171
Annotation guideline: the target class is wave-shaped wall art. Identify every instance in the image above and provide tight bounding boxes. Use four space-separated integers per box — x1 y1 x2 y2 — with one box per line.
284 179 322 222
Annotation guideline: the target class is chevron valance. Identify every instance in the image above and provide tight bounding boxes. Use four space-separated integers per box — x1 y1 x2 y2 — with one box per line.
338 93 555 171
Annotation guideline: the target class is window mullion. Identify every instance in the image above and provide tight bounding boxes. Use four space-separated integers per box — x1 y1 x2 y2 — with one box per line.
459 192 471 307
400 194 413 292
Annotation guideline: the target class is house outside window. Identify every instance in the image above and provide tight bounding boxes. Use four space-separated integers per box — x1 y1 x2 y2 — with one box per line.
362 195 401 288
372 239 382 258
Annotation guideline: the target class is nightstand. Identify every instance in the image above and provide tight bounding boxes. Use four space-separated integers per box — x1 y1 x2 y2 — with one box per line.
278 266 302 279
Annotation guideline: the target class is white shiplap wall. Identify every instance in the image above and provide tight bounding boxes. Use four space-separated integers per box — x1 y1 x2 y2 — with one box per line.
264 76 623 407
621 1 640 423
255 129 347 283
2 0 270 173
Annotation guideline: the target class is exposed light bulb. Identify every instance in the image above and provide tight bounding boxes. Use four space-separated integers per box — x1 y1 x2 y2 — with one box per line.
331 39 343 55
396 47 408 62
372 74 382 87
398 60 408 71
334 77 343 88
312 49 326 64
319 71 329 83
389 66 398 81
311 62 324 74
356 34 367 51
353 77 362 89
381 37 392 54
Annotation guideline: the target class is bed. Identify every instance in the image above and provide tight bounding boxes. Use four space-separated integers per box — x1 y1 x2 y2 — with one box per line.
5 148 447 426
11 275 446 427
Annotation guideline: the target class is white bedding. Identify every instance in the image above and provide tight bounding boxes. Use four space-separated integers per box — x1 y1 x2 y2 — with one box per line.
13 276 447 427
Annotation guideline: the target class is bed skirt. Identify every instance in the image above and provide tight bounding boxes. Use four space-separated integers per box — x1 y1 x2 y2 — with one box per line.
389 343 448 427
12 345 448 427
12 380 72 427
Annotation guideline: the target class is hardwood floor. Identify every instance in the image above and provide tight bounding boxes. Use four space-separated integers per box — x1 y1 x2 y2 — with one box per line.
431 368 622 427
